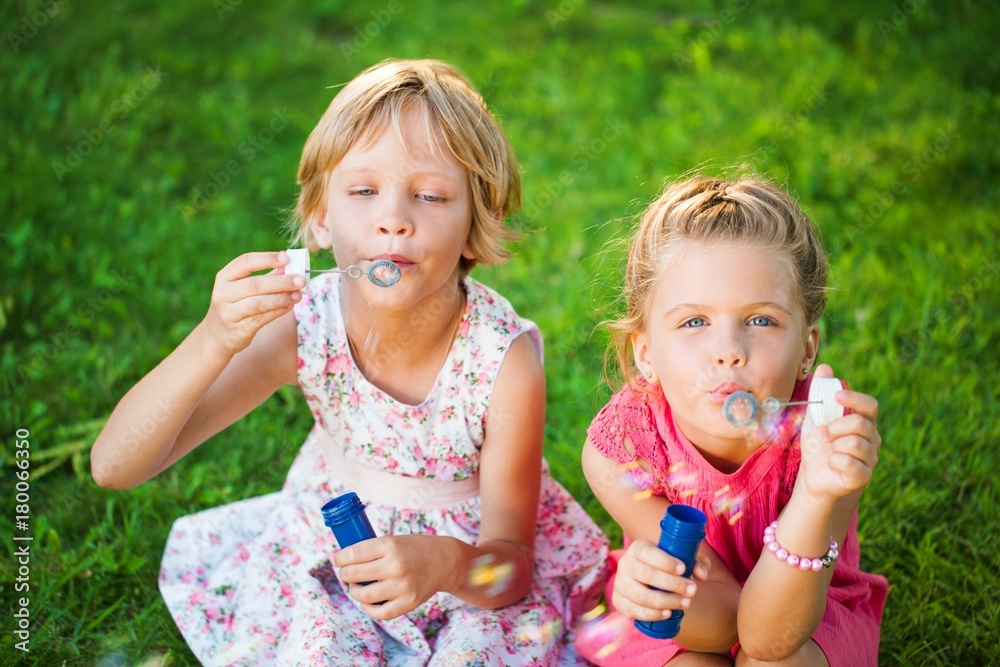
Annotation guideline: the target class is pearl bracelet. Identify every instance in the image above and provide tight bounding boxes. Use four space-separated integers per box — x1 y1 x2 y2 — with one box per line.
762 521 839 572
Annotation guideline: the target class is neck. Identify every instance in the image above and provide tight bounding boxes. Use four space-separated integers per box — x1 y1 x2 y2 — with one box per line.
341 278 466 400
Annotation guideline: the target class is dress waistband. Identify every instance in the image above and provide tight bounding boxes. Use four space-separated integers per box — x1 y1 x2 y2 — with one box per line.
314 428 481 510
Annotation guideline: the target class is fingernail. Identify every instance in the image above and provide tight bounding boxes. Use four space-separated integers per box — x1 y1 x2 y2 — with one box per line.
676 564 686 575
661 610 672 619
291 291 301 302
686 584 696 596
680 597 691 608
293 276 305 287
277 251 287 262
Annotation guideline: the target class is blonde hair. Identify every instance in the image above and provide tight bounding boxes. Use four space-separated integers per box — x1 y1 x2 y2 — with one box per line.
290 59 521 277
608 172 829 384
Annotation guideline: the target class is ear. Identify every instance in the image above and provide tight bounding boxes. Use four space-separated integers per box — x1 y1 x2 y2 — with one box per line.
461 216 484 261
632 331 658 384
309 208 332 250
801 323 820 372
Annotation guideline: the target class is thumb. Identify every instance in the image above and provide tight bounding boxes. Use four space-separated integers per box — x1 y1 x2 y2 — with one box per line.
813 363 834 379
801 364 832 448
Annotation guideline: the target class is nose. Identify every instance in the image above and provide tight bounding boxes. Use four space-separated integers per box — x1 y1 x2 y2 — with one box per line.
377 193 414 237
714 330 747 368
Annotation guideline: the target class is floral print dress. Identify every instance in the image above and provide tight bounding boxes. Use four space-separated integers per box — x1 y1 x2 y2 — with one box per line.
159 274 609 666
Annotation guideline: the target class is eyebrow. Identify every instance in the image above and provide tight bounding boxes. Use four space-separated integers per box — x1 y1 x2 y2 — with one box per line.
662 301 794 318
335 167 461 184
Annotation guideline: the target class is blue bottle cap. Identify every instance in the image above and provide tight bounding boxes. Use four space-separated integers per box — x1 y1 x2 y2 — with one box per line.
321 492 366 527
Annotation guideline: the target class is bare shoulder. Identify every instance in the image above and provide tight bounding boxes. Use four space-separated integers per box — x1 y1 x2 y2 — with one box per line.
494 332 545 392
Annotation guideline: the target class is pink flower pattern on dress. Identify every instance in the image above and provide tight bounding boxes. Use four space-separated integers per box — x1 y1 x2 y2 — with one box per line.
159 275 609 665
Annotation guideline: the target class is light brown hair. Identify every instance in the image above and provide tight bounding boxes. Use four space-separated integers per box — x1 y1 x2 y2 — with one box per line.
608 172 829 384
290 59 521 277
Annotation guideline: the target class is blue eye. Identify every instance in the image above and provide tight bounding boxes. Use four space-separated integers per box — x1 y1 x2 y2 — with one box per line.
419 193 445 203
682 317 706 328
750 316 773 326
352 188 375 196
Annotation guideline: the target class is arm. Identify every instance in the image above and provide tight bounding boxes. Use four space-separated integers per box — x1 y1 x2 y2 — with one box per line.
582 439 741 653
337 333 544 619
91 252 301 489
738 364 882 661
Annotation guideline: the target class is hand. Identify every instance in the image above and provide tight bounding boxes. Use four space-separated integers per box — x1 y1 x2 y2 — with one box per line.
611 539 710 622
333 535 455 621
202 252 304 357
798 364 882 504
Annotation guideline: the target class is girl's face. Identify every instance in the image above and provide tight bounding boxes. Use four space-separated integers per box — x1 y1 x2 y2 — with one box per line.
632 241 819 457
312 106 474 311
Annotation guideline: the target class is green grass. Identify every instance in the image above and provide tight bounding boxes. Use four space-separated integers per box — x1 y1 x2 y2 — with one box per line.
2 0 998 664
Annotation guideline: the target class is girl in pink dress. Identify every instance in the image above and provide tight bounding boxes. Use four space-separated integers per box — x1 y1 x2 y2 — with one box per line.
575 174 887 666
92 59 607 665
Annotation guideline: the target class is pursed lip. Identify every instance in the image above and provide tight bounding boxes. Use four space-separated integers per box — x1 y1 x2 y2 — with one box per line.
371 253 413 265
709 381 750 403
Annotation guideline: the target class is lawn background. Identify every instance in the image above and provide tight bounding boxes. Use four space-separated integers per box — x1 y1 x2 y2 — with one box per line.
1 0 998 664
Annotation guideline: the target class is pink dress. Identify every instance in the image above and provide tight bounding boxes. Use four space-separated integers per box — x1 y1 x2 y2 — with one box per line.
579 377 887 666
158 274 609 666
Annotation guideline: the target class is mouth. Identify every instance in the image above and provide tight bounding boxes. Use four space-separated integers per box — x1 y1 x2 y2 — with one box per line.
709 381 751 403
370 253 413 267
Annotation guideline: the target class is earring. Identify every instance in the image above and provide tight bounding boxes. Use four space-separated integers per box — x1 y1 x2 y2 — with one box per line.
802 368 810 375
645 370 653 379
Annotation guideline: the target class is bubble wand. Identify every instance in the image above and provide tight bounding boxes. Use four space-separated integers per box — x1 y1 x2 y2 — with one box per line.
285 248 401 287
722 378 847 429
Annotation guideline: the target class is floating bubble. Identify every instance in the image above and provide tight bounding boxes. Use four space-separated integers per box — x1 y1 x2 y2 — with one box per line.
516 618 562 643
574 606 632 662
468 554 515 597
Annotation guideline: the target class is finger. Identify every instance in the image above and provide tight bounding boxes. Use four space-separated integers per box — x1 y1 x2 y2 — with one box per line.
612 582 689 621
828 452 874 488
228 294 300 327
825 412 880 441
833 389 878 421
621 572 696 607
813 363 834 379
225 306 294 342
218 251 289 282
333 539 386 568
228 273 306 303
361 598 404 621
830 434 879 466
632 541 689 576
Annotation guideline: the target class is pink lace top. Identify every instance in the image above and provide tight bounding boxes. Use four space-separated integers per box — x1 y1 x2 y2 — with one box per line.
587 376 887 664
